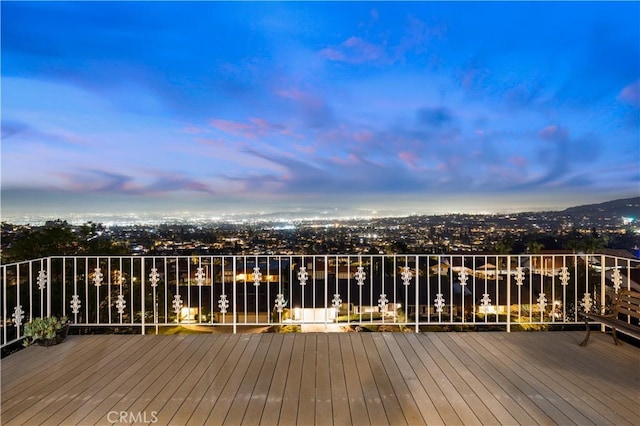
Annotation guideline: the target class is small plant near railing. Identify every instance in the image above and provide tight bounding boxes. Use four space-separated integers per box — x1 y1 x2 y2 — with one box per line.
267 324 300 333
23 316 69 347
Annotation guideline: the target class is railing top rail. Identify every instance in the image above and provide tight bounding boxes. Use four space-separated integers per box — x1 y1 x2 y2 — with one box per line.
2 252 639 269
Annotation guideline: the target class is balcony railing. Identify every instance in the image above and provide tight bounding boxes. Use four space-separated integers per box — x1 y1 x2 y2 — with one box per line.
2 254 638 348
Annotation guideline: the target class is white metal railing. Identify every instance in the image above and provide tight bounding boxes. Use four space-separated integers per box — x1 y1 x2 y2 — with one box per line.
1 254 638 348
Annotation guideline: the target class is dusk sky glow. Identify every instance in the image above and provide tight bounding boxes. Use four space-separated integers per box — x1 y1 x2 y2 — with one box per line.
2 1 639 222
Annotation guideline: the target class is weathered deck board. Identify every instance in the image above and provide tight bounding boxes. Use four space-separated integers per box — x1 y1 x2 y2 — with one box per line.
326 334 350 425
370 333 424 425
424 333 509 425
237 333 280 425
337 333 369 426
258 333 293 425
380 333 445 425
315 333 333 426
183 334 251 425
510 332 638 423
297 334 317 425
443 333 538 425
350 333 389 424
162 333 237 423
2 331 639 425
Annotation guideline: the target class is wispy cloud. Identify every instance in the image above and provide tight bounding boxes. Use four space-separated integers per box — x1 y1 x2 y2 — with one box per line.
320 36 388 65
617 80 640 107
2 2 638 215
538 125 569 143
209 117 296 140
51 169 214 195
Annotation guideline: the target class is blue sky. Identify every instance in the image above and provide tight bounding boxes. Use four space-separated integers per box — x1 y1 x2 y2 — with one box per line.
2 1 639 220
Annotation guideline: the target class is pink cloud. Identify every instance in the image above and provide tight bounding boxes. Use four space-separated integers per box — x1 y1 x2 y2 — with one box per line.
196 137 226 147
538 125 568 142
319 48 346 62
210 117 296 140
319 36 386 64
617 80 640 107
460 67 489 91
183 125 207 134
353 130 374 143
294 144 315 154
331 153 361 166
276 88 307 101
509 156 528 167
398 151 419 169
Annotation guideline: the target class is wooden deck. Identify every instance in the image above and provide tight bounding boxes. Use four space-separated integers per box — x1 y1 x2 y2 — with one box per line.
2 331 639 425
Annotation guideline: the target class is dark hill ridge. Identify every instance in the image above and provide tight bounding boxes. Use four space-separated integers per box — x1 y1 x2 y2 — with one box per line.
561 197 640 218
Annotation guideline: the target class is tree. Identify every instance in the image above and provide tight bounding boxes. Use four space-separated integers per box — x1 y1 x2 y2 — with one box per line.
527 241 545 254
3 221 127 263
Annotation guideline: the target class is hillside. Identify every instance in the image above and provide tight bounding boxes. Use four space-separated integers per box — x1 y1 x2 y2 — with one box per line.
561 197 640 218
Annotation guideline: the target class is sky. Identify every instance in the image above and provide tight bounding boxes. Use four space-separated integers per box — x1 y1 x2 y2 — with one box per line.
2 1 639 222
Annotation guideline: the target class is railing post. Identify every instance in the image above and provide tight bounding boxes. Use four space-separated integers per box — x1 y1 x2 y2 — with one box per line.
506 255 511 333
46 257 52 318
414 256 420 333
324 255 328 332
3 265 7 345
600 254 606 333
141 257 146 335
233 257 237 334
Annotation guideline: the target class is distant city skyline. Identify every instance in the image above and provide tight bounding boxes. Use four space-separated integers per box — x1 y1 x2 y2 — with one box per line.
2 2 639 221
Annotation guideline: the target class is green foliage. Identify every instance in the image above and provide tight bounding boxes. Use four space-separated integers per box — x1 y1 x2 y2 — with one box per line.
272 307 291 323
277 325 301 333
23 316 69 347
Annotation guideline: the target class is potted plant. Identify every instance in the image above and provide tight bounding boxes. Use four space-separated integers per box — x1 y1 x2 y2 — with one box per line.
23 316 70 347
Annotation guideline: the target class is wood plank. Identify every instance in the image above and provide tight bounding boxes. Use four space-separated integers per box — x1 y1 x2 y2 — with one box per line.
350 333 388 424
423 332 502 425
183 334 252 425
371 333 425 425
380 333 443 425
562 333 639 419
161 334 240 423
259 334 294 425
3 335 159 426
396 334 461 425
467 332 594 425
205 334 264 424
127 334 226 423
71 335 199 425
327 333 350 425
337 333 369 426
9 335 146 425
2 335 98 404
1 334 94 384
361 333 407 425
469 332 579 424
296 333 317 425
107 334 213 425
1 332 638 426
409 333 482 425
314 333 334 425
496 331 638 424
222 333 274 425
241 333 284 425
1 335 115 394
445 333 541 425
500 332 638 417
278 334 305 425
